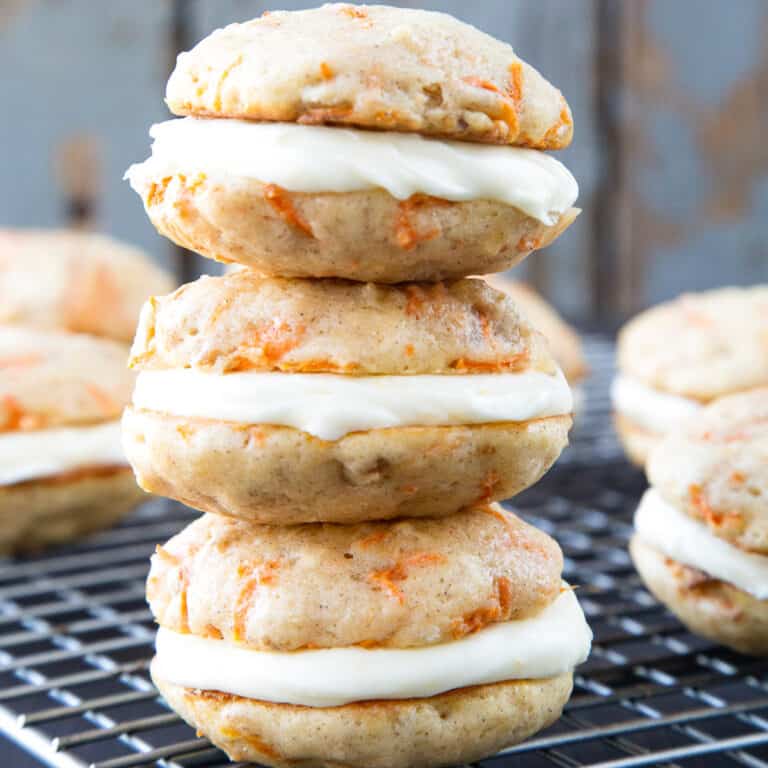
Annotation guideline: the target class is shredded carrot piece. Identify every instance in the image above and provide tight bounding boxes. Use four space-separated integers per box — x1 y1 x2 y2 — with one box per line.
232 560 281 641
368 552 446 605
516 233 541 252
404 344 415 357
220 727 281 759
319 61 334 80
204 624 223 640
689 484 722 526
450 348 530 372
154 545 180 567
86 383 118 415
341 6 369 19
213 54 244 112
730 471 746 486
479 470 501 502
507 62 524 102
247 320 306 364
496 575 512 613
357 530 388 548
482 504 516 537
178 578 190 634
477 311 493 342
536 101 572 149
452 604 501 638
462 76 501 93
146 176 172 206
395 195 450 250
263 184 314 237
1 394 44 431
278 358 360 373
233 579 259 642
405 285 427 317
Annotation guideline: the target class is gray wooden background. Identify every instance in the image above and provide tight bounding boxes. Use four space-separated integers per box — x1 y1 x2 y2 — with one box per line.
1 0 766 322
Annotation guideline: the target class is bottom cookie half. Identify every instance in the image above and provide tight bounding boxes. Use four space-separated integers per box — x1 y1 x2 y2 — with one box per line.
630 537 768 655
153 667 573 768
0 466 144 554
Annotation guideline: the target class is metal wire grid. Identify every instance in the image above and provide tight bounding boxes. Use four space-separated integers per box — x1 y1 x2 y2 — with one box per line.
0 335 766 768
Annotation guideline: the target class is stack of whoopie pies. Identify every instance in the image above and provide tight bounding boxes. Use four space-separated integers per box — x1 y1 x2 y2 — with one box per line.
125 5 591 766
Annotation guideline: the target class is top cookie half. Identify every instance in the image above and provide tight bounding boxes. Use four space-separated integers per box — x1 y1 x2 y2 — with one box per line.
166 3 572 149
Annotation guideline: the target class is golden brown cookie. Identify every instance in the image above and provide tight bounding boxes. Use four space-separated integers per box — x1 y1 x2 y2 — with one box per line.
0 229 173 342
0 467 143 554
153 672 573 768
127 163 578 282
147 506 563 650
129 274 555 375
166 4 573 149
0 326 132 431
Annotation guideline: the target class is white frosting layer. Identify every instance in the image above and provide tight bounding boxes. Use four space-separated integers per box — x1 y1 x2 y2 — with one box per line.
635 489 768 600
126 118 578 225
153 587 591 707
0 421 127 486
132 368 572 441
611 375 701 435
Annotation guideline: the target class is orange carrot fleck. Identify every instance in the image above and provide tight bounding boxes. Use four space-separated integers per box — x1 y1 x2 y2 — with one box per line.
341 6 368 19
451 348 530 372
516 233 541 253
507 62 524 102
395 195 448 250
368 552 446 604
1 394 44 431
319 61 334 80
86 383 118 415
357 530 388 548
689 484 722 526
233 578 259 642
496 575 512 613
263 184 314 237
154 545 180 567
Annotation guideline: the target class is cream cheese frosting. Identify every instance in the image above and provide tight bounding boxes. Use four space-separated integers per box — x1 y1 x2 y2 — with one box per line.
611 375 701 435
153 587 591 707
0 421 127 486
125 118 579 225
131 368 573 441
635 488 768 600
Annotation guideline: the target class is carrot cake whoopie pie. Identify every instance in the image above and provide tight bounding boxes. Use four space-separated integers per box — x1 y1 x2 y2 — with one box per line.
0 326 142 552
612 286 768 466
148 507 592 768
0 228 174 343
122 272 573 524
126 3 579 283
631 388 768 655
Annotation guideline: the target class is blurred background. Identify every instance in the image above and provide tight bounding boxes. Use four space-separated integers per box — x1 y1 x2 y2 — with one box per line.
1 0 766 323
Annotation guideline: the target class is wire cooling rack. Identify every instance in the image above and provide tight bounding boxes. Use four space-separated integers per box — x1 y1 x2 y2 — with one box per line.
1 335 767 768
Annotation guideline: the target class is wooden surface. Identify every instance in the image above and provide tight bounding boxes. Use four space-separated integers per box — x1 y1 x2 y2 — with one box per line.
0 0 766 321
